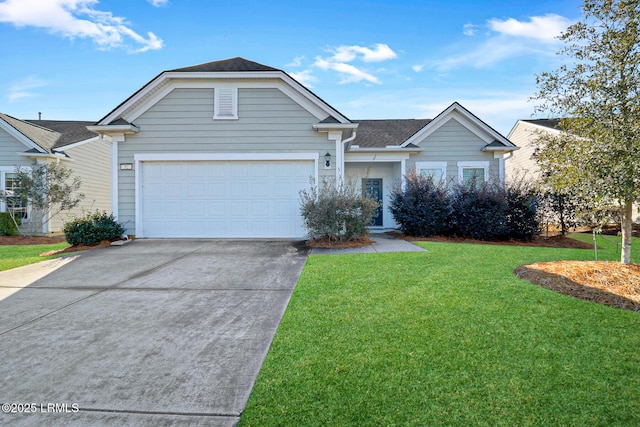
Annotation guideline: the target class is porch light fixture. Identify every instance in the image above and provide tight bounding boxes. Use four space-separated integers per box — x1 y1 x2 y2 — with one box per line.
324 152 331 168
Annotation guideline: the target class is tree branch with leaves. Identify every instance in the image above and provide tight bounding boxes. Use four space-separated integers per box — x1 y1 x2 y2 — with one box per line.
533 0 640 263
0 161 85 237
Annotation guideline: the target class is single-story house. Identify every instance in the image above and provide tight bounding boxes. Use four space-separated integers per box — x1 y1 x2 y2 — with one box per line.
0 114 111 233
89 57 518 239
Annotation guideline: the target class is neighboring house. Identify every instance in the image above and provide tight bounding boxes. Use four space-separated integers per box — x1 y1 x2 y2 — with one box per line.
507 118 640 222
0 114 111 233
506 119 561 181
88 57 518 239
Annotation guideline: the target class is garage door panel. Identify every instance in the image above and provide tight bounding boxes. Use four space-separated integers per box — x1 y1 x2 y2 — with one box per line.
140 160 313 238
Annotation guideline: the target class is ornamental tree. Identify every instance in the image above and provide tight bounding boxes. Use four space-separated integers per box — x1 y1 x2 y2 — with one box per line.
0 161 84 237
533 0 640 263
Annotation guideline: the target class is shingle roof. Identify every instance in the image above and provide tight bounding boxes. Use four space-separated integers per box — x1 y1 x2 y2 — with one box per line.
352 119 432 148
0 113 97 153
0 113 60 152
26 120 97 148
169 57 280 73
522 118 562 130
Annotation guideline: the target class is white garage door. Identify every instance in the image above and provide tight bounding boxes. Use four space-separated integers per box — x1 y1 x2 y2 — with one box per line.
140 160 314 238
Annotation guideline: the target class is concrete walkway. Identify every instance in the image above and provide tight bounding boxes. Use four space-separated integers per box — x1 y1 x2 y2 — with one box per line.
0 239 308 427
310 233 426 254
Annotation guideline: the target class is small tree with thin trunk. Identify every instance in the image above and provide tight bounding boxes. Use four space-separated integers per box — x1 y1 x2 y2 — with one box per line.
0 162 84 237
533 0 640 263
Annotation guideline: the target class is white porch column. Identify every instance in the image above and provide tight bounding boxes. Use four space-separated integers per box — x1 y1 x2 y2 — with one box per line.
104 134 125 220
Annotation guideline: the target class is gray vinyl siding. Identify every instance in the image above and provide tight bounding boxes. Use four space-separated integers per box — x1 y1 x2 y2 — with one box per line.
117 86 335 235
0 128 32 167
407 118 501 183
54 139 111 230
505 121 543 182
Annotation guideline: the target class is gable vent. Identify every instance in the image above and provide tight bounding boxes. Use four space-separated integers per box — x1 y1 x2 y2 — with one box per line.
214 87 238 119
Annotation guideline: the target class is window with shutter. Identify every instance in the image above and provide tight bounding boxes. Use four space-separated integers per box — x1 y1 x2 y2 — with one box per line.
214 87 238 119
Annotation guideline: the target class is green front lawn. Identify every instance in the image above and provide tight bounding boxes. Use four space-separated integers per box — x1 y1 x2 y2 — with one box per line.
569 231 633 261
241 241 640 426
0 243 71 272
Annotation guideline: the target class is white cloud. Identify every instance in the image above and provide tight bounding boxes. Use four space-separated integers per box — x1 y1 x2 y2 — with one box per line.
314 56 380 84
147 0 169 6
312 43 397 85
488 14 571 42
425 14 572 72
0 0 164 52
328 43 398 63
8 75 48 102
463 23 477 36
288 69 317 87
287 56 305 67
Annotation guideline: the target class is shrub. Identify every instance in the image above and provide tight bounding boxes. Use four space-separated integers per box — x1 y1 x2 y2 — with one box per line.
0 212 20 236
389 171 452 237
64 211 125 246
450 180 510 240
299 178 379 241
505 180 541 241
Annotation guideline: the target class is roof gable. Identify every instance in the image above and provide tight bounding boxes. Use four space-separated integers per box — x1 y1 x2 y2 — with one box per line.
0 113 56 153
402 102 516 150
96 57 352 126
507 119 564 140
0 114 98 154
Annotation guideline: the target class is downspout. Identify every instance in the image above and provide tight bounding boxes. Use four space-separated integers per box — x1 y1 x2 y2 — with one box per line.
339 129 357 181
498 151 514 185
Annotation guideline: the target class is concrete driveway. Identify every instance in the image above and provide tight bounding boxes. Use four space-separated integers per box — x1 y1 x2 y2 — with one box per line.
0 239 308 426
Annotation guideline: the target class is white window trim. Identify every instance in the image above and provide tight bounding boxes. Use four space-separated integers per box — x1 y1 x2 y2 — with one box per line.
0 167 30 219
0 167 12 213
457 161 489 184
213 86 238 120
416 161 447 182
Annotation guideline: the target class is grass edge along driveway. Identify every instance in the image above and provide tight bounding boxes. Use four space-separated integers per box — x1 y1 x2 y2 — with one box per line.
241 241 640 426
0 242 70 272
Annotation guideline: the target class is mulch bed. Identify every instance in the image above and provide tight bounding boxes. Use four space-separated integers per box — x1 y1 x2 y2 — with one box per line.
516 261 640 312
306 235 373 248
0 235 66 245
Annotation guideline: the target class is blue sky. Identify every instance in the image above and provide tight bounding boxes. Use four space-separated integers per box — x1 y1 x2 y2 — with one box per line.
0 0 583 135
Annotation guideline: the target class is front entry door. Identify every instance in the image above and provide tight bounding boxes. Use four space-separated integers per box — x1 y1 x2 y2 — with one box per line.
363 178 383 226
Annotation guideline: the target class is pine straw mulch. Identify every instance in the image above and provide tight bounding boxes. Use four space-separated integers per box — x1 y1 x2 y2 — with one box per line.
0 235 66 245
306 235 373 248
515 261 640 312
